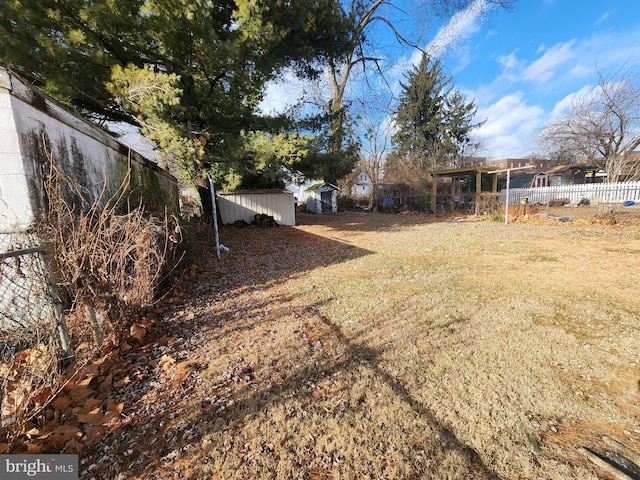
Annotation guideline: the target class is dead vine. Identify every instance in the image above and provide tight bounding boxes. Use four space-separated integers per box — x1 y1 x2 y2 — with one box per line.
37 141 182 347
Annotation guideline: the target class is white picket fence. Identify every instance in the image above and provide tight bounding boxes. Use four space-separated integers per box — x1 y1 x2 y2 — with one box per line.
503 181 640 206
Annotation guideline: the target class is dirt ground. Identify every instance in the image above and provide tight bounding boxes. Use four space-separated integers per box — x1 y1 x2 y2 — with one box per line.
15 211 640 479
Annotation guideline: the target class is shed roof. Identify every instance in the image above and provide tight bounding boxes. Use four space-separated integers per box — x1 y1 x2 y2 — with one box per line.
307 182 339 191
545 160 600 175
508 172 547 189
218 189 292 195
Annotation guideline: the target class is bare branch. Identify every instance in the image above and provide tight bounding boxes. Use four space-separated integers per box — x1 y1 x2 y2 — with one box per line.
536 67 640 182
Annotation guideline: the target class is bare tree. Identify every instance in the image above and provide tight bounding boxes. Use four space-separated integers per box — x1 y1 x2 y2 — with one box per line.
321 0 515 160
359 115 394 210
537 68 640 182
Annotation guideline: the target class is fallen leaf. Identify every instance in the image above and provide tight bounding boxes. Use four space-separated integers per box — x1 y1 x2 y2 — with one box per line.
83 398 103 411
77 376 94 387
160 355 176 377
24 442 44 454
42 419 59 435
51 424 82 437
77 408 104 425
130 324 147 341
101 411 120 426
69 386 95 403
175 362 193 383
106 402 124 414
85 426 106 446
98 373 113 395
82 364 100 378
32 386 53 408
64 439 84 454
113 375 130 387
52 396 72 412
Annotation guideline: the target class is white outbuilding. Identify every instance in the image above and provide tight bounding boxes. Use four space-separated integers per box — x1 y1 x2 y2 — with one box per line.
217 189 296 226
305 182 339 214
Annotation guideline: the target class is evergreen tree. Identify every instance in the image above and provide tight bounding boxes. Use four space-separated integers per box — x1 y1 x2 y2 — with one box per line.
321 0 511 185
387 54 481 185
0 0 348 192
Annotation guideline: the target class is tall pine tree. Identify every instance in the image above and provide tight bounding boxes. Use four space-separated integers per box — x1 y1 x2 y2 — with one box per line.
386 54 481 186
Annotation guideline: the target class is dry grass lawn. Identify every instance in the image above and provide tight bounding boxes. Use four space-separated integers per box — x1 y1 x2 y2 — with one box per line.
81 211 640 479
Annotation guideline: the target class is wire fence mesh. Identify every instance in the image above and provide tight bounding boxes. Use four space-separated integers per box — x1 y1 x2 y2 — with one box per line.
0 231 63 431
503 182 640 225
376 182 640 226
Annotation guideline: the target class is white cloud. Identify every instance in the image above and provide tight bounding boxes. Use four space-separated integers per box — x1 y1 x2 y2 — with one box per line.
595 10 613 25
547 84 600 120
569 63 592 78
521 40 577 83
388 0 493 77
472 92 545 159
425 0 490 59
386 0 497 96
497 51 520 71
259 71 307 115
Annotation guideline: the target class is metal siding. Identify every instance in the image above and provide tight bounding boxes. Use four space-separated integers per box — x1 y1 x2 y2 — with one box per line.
218 192 295 225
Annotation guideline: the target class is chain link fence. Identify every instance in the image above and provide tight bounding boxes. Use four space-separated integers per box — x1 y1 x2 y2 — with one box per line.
376 185 640 226
504 182 640 225
0 231 68 431
377 192 501 215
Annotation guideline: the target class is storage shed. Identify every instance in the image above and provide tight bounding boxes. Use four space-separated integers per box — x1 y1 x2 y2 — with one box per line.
509 172 550 189
306 182 338 214
217 189 296 226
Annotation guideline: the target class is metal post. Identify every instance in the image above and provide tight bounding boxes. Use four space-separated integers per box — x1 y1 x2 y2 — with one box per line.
487 165 535 225
42 242 75 362
207 173 221 260
505 169 511 225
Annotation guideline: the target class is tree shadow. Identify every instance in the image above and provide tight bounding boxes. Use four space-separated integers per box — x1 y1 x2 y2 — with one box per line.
313 312 501 479
77 218 501 479
295 210 459 234
118 305 500 478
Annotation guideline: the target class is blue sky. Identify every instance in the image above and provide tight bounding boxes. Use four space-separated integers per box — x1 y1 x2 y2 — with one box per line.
435 0 640 160
261 0 640 161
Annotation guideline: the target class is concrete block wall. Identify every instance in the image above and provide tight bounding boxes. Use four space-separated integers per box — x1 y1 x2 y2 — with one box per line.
0 66 179 234
0 69 33 231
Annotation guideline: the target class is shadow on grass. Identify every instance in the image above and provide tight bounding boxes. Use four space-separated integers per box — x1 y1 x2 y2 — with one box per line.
78 217 501 479
313 312 502 480
295 211 445 234
296 211 486 239
76 221 377 477
101 310 499 478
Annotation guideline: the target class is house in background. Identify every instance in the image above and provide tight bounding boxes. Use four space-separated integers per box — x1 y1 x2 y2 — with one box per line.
306 182 338 214
486 158 551 170
283 175 323 204
546 161 605 185
351 171 373 198
508 172 550 188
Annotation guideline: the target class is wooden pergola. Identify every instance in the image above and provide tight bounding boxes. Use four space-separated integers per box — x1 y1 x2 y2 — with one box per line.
429 166 499 215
